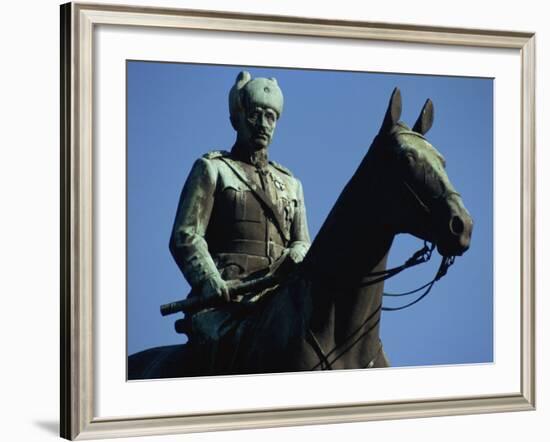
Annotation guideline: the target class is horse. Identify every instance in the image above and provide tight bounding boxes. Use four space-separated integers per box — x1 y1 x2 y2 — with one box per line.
128 87 473 379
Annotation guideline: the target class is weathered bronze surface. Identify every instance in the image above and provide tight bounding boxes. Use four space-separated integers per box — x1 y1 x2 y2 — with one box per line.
167 72 311 374
128 78 473 379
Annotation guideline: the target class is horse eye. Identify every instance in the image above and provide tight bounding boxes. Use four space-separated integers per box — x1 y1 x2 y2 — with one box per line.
404 152 416 167
429 175 445 199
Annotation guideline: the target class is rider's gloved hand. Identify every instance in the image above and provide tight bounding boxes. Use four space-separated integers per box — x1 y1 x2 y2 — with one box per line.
200 274 230 302
288 248 304 264
270 244 307 279
288 242 309 264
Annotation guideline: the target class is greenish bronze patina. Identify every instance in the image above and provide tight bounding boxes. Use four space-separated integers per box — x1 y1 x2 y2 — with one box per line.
128 85 473 379
168 72 310 373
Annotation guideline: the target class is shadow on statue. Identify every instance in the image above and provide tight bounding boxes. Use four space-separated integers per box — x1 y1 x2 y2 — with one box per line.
128 81 473 380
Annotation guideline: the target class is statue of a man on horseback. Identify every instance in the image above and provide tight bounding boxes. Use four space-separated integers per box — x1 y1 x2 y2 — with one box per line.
168 71 311 375
129 77 474 380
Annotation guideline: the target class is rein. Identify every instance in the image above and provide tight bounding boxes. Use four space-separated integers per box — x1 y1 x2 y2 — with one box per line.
359 241 455 311
307 174 459 369
371 176 458 309
308 246 455 370
381 253 455 311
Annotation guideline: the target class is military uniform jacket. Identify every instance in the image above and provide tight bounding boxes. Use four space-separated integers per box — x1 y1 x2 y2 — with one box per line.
169 150 311 289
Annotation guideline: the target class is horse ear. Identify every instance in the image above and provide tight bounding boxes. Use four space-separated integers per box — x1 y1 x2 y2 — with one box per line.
380 87 402 133
412 99 434 135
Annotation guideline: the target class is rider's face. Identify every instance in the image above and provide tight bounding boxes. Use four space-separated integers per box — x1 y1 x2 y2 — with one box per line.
236 104 278 151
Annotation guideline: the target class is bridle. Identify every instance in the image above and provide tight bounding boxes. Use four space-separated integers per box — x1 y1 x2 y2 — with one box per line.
368 175 459 310
308 242 455 370
362 134 461 306
307 176 459 370
362 240 455 311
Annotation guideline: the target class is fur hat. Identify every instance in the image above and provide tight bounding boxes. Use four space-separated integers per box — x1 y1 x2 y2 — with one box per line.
228 71 284 122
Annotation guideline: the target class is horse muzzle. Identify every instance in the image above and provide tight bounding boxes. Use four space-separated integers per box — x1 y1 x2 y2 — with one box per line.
436 202 473 257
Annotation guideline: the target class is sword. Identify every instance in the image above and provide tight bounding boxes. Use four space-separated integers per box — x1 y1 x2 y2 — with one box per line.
160 250 294 316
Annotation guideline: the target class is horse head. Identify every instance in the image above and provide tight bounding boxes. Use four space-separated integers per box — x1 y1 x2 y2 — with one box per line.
372 88 473 257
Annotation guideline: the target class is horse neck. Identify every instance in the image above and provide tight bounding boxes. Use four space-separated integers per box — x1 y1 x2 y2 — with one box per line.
303 144 395 287
301 144 395 366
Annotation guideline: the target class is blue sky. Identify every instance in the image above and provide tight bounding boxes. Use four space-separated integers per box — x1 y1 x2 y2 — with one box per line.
127 61 493 368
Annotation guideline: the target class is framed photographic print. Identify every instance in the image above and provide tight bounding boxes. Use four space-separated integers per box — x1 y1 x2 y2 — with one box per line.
60 2 535 440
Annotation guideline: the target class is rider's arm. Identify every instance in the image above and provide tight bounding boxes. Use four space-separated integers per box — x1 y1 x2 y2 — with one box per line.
169 157 229 300
288 179 311 263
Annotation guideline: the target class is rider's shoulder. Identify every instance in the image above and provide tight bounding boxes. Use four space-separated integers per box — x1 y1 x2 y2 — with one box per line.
202 150 231 161
269 159 293 177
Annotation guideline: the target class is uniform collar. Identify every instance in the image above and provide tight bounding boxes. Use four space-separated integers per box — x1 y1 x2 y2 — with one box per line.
230 143 269 170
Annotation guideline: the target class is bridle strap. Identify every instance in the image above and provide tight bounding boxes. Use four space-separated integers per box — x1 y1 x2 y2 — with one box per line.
403 177 462 214
308 248 456 370
306 169 462 369
308 304 382 371
360 241 435 288
306 329 332 370
360 241 435 287
382 255 455 311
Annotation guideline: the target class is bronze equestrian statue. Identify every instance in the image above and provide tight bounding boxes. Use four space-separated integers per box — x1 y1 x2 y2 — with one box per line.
128 73 473 379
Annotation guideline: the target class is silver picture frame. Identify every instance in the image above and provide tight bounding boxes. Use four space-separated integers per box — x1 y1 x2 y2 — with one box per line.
60 2 535 439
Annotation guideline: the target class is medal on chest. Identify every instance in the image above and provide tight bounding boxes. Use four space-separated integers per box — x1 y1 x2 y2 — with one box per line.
272 174 286 192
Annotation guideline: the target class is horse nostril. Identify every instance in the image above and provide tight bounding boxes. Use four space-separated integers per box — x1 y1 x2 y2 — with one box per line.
449 216 465 236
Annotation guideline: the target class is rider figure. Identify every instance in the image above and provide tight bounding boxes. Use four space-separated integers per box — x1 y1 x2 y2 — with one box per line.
169 71 311 374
